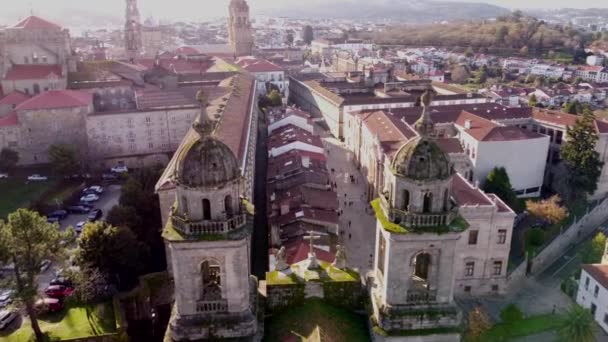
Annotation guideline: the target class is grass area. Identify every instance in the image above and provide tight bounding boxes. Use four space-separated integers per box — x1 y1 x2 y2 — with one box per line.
0 179 58 219
371 198 469 234
266 261 359 285
264 299 369 342
42 181 83 206
0 300 117 341
467 314 562 342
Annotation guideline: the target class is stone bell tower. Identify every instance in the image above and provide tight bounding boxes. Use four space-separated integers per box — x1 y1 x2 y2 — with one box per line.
370 91 463 340
163 90 258 340
124 0 142 60
228 0 254 57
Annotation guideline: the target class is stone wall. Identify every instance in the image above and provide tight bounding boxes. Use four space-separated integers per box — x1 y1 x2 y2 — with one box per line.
266 283 305 311
266 279 363 312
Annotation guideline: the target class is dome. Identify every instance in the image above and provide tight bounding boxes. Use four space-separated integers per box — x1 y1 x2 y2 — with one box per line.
176 136 240 188
391 137 453 181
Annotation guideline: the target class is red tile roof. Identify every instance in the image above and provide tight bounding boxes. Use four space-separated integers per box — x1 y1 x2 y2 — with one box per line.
284 238 335 265
0 91 30 106
16 90 92 111
452 173 493 207
237 58 284 73
582 264 608 290
358 110 417 159
4 64 62 81
0 112 19 127
13 16 62 30
136 58 212 74
268 124 324 151
436 138 463 154
174 46 202 56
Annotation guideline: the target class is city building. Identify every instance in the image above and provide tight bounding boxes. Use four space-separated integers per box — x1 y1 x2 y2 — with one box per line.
124 0 143 60
236 57 288 95
228 0 255 57
577 263 608 333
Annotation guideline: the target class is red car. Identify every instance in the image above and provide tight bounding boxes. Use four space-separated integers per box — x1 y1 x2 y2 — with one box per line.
35 298 64 314
44 285 73 299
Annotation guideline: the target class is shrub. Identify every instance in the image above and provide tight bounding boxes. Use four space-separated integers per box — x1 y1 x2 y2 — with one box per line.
500 304 523 323
526 228 545 248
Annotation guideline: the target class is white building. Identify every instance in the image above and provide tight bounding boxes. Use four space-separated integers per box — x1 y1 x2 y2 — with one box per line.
577 264 608 333
236 57 288 95
587 55 606 67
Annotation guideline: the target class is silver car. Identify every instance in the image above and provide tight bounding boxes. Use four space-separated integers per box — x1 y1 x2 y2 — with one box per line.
0 309 17 330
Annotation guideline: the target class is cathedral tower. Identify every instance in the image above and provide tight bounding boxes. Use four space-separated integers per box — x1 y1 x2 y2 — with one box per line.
124 0 142 60
228 0 254 57
163 91 258 340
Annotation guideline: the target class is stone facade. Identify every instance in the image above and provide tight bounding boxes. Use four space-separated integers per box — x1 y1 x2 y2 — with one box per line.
228 0 254 57
125 0 143 60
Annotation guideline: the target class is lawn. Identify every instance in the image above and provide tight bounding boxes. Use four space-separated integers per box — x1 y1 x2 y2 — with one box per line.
468 314 562 342
0 179 58 219
264 299 369 342
0 300 117 341
42 181 84 207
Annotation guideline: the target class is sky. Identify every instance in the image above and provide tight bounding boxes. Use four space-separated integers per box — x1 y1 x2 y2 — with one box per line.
2 0 608 24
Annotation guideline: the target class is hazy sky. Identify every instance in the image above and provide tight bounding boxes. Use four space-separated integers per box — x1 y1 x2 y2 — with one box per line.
2 0 608 24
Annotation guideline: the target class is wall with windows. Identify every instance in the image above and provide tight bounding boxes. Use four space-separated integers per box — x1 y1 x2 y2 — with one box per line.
577 267 608 333
1 75 66 95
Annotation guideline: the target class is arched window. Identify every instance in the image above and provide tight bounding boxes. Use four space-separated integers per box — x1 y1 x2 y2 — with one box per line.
443 189 450 211
33 83 40 94
402 189 410 211
414 253 431 280
181 196 189 215
423 193 432 213
200 261 222 301
202 199 211 220
225 195 233 217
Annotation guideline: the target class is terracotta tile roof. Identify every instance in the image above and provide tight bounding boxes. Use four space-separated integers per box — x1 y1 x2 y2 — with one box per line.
436 138 463 154
0 91 30 106
135 58 212 74
268 124 324 151
358 110 417 159
582 264 608 290
270 208 339 228
0 112 19 127
479 126 545 142
174 46 202 56
267 150 328 181
236 58 284 73
284 238 335 265
452 173 493 207
135 86 201 109
13 16 62 30
272 186 339 212
16 90 92 111
4 64 62 81
486 194 514 213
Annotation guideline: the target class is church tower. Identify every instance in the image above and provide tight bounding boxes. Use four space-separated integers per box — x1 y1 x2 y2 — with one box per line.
370 91 463 339
163 91 258 340
124 0 142 60
228 0 254 57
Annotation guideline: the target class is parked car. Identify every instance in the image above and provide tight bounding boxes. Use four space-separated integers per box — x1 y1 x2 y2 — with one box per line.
49 210 68 220
80 194 100 203
75 221 86 233
83 185 104 194
47 216 60 224
0 309 17 330
67 205 91 214
50 277 73 287
39 259 51 273
110 165 128 173
0 173 8 179
88 209 103 222
0 290 13 308
101 173 118 180
34 298 63 314
44 285 73 298
27 174 48 181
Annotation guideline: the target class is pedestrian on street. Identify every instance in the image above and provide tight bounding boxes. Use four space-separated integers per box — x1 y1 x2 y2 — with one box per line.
349 220 351 227
349 233 352 240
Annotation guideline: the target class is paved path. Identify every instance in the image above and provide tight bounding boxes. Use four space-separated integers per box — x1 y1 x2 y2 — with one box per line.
320 132 376 275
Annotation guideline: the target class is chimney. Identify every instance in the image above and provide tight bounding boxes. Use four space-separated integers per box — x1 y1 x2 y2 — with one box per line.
474 180 479 189
302 155 310 168
464 120 472 129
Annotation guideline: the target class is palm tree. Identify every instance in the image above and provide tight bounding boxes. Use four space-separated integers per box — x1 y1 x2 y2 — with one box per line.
558 304 595 342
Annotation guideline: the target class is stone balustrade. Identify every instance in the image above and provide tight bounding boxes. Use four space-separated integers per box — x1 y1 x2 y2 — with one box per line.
171 213 246 235
406 290 438 304
380 195 455 228
196 299 228 313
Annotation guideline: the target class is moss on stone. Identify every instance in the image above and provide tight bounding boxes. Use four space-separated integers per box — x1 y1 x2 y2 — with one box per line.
266 261 359 286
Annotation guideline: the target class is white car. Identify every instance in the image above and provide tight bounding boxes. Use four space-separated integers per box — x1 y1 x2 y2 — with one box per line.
110 165 128 173
0 290 13 308
0 173 8 179
80 194 100 203
84 185 104 194
27 174 48 181
39 259 52 273
76 221 86 233
0 309 17 330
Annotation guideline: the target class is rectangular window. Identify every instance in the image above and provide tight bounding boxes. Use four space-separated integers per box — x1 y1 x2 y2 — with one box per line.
465 262 474 277
556 131 563 145
586 277 590 290
145 117 151 123
492 285 499 292
468 230 478 245
148 143 154 149
498 229 507 244
464 286 471 293
595 285 599 298
604 313 608 325
591 303 597 317
493 261 503 276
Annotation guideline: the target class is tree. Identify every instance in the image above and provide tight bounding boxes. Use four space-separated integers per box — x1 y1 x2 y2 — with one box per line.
558 304 595 342
496 25 509 44
0 148 19 173
476 66 488 84
563 100 580 115
467 307 492 341
464 47 474 58
500 304 524 323
48 144 79 176
106 205 143 233
267 90 282 107
302 25 314 45
560 109 604 201
68 265 113 304
77 221 149 289
529 94 539 107
483 167 519 211
526 195 568 225
451 65 471 84
580 232 606 264
0 209 66 342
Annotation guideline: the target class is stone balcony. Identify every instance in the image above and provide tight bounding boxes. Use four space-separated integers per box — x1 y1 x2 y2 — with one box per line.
379 196 455 228
171 213 247 236
196 299 228 313
406 289 438 304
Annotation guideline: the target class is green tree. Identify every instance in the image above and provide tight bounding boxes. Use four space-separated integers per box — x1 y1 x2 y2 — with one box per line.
106 205 143 233
0 147 19 173
476 66 488 84
68 265 111 304
558 304 595 342
580 232 607 264
302 25 314 45
483 167 519 211
560 109 604 201
451 65 471 84
0 209 66 342
78 221 149 289
563 100 580 114
48 144 79 176
464 47 475 58
529 94 539 107
267 90 282 107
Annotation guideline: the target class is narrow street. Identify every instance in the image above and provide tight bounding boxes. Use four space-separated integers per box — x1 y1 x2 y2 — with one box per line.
252 115 269 279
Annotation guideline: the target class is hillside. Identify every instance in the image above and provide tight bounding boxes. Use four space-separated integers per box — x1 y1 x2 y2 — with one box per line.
362 13 594 58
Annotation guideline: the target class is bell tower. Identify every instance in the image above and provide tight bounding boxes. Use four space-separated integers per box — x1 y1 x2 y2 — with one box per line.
163 91 258 340
124 0 142 60
228 0 254 57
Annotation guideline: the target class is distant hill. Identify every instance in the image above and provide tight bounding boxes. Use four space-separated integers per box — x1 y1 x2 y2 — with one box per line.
258 0 509 22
